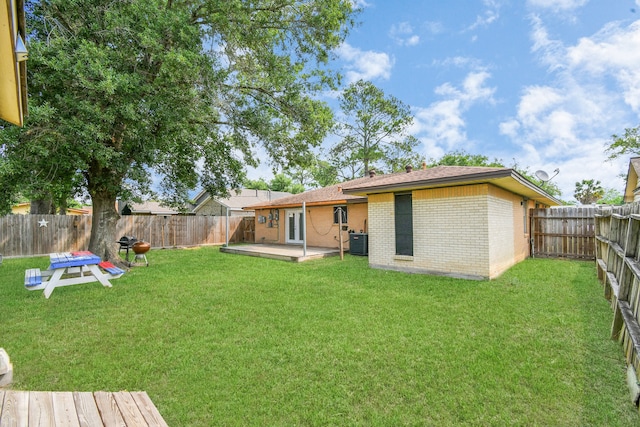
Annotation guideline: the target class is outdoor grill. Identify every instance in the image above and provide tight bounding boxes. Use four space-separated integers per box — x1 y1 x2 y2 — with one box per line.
117 235 137 261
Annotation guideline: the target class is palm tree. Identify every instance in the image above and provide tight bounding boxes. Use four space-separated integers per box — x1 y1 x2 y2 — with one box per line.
574 179 604 205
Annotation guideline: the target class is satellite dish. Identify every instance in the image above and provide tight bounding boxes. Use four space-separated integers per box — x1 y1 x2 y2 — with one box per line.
535 168 559 186
535 170 549 182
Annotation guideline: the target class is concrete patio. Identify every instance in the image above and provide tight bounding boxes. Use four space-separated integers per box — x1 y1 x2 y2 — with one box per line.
219 244 342 262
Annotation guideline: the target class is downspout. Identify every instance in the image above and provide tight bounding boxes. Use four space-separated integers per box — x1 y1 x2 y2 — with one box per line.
225 206 229 247
302 201 307 257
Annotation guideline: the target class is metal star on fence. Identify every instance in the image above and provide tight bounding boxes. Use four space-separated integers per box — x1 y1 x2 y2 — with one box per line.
38 219 49 228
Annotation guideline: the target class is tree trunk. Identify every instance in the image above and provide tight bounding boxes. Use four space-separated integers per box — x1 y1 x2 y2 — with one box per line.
30 198 54 214
58 198 68 215
88 191 122 264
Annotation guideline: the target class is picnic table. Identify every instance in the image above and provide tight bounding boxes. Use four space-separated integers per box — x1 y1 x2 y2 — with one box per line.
24 251 125 299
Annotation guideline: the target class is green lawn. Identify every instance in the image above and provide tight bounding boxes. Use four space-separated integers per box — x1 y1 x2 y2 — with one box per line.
1 247 638 426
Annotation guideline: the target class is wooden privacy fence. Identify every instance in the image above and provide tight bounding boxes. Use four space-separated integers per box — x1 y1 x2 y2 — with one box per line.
595 202 640 399
0 215 254 257
530 207 596 260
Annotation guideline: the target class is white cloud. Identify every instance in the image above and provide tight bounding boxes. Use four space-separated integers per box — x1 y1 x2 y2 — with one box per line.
498 17 640 198
527 0 588 12
389 22 420 46
336 42 394 83
466 0 501 32
424 21 444 36
529 15 566 71
431 56 484 69
467 9 499 31
350 0 370 9
566 20 640 112
414 71 496 154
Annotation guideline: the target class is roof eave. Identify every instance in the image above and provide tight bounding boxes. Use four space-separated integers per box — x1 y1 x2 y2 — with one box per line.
343 169 561 206
245 198 365 211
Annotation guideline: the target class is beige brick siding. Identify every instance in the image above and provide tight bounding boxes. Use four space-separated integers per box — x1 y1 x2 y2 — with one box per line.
487 187 516 278
368 184 529 280
367 193 395 267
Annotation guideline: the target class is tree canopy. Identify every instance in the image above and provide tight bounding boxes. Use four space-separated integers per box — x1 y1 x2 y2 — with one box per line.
574 179 604 205
427 150 503 168
606 125 640 160
0 0 356 260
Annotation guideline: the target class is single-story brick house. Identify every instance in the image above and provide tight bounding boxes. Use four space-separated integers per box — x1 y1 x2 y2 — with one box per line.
342 165 560 280
246 178 371 249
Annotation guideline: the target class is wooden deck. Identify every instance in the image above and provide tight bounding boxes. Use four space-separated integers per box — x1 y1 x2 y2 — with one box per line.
220 243 341 262
0 390 168 426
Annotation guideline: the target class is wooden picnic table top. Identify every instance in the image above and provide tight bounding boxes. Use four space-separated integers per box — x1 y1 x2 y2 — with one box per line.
49 252 102 269
0 390 168 426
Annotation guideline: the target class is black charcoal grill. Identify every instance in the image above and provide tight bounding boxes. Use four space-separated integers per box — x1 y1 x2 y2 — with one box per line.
117 235 137 261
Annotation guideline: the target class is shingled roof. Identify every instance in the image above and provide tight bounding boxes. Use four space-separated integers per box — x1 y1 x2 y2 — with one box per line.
247 165 561 210
342 165 560 206
245 176 374 209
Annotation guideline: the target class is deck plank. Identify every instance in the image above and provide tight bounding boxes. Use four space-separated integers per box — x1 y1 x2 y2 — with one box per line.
1 390 29 427
72 393 102 427
51 393 79 427
28 392 55 427
93 392 126 427
130 392 168 427
112 392 149 427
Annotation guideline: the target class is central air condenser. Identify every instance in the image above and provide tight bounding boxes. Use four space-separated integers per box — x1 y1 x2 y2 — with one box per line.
349 233 368 256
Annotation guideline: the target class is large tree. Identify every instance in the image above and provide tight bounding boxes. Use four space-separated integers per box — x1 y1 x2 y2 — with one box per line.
1 0 355 261
330 79 419 179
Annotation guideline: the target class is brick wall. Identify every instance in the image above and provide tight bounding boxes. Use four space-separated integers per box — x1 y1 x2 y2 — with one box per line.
487 186 516 278
368 184 528 280
367 193 395 267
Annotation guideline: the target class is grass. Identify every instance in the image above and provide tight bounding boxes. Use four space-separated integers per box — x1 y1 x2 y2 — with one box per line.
1 247 639 426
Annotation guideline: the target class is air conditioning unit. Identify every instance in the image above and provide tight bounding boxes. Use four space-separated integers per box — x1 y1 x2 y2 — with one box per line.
349 233 368 256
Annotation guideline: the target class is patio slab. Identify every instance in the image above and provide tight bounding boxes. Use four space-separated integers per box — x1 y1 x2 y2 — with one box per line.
220 244 341 262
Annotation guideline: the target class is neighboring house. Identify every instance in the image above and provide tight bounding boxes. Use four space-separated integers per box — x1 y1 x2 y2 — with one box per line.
193 189 291 217
0 0 27 127
623 157 640 203
342 165 561 280
118 201 183 216
11 202 90 215
246 179 371 249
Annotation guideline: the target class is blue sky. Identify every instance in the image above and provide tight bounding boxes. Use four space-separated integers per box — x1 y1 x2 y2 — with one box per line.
249 0 640 202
